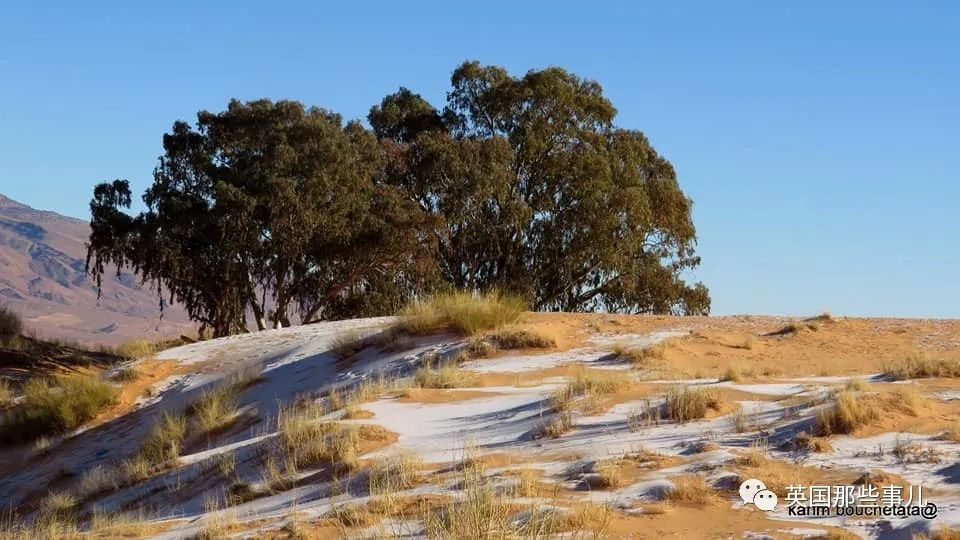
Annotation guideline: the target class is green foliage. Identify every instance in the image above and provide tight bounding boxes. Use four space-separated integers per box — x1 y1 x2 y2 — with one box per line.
373 61 709 314
0 374 118 442
88 62 709 338
88 101 436 337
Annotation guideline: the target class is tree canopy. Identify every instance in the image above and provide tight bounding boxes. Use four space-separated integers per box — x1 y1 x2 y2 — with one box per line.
88 62 708 337
371 62 709 314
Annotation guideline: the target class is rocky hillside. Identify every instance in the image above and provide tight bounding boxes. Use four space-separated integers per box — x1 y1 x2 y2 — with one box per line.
0 194 191 345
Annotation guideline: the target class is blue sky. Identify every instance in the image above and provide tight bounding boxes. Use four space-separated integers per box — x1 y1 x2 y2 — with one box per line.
1 1 957 317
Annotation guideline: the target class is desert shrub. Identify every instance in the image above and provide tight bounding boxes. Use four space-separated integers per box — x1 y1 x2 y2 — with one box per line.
665 475 713 504
721 366 743 382
277 403 360 470
414 353 475 389
0 374 118 441
115 339 157 360
424 459 512 539
0 305 23 345
191 384 241 433
536 411 574 438
488 327 555 349
369 453 423 494
138 412 188 469
815 391 879 435
78 464 122 498
398 291 525 336
663 386 720 423
330 330 369 362
893 437 942 464
110 365 140 382
844 378 866 391
594 458 625 489
467 337 497 357
612 342 666 366
730 405 749 433
885 353 960 380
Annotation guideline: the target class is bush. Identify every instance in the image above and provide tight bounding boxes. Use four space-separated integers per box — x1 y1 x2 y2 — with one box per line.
885 353 960 380
663 386 720 423
488 327 555 349
0 305 23 345
139 412 187 467
398 291 525 335
115 339 157 360
815 391 879 435
665 475 713 504
0 375 118 441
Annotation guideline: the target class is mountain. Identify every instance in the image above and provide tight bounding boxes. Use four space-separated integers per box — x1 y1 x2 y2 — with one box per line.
0 193 192 345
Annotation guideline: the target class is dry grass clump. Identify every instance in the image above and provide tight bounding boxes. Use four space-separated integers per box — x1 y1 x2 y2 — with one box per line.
891 386 928 416
893 437 942 464
885 353 960 380
663 386 720 423
414 356 476 389
369 453 424 494
665 475 713 505
612 342 666 366
844 378 867 391
729 406 749 433
594 458 626 489
398 291 525 336
488 326 555 349
121 412 188 482
734 440 769 467
768 319 821 336
537 411 574 438
721 365 744 382
815 391 880 435
115 339 157 360
554 373 623 408
0 374 118 442
88 509 151 537
110 365 140 383
330 330 370 362
277 403 360 470
516 469 541 497
189 369 262 434
78 464 123 498
790 431 833 453
191 385 242 434
467 337 497 357
329 503 379 528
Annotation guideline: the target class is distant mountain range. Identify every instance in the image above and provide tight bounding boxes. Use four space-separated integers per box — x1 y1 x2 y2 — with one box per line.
0 193 192 345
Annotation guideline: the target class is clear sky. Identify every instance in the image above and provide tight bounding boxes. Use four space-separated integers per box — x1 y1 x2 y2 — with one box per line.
1 1 957 318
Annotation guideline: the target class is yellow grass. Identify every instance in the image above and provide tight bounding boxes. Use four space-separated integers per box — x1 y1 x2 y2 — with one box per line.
398 291 525 335
488 326 555 349
665 475 713 505
815 391 880 435
886 353 960 380
0 374 118 442
115 339 157 360
663 386 720 423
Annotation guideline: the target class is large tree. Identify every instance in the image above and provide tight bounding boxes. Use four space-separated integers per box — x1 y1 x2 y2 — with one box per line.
87 99 435 337
369 62 709 314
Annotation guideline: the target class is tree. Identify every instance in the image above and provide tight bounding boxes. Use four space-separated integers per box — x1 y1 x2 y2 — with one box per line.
87 99 436 337
370 61 709 314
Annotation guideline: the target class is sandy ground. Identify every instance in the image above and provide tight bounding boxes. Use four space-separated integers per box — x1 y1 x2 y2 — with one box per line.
1 313 958 539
